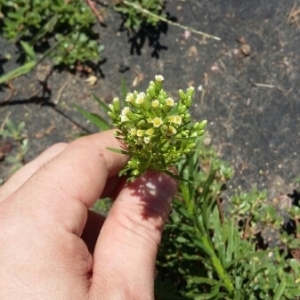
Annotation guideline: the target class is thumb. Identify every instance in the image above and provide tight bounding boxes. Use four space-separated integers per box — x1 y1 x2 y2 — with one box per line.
91 171 177 299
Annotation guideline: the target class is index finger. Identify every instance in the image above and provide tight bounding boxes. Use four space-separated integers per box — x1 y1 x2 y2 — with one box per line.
2 130 128 236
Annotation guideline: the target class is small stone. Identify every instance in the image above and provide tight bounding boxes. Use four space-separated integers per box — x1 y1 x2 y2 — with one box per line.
203 136 211 146
241 44 251 56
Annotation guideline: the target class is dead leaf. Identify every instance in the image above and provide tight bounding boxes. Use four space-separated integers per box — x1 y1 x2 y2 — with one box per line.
36 64 52 82
0 141 12 161
288 3 300 26
132 72 144 87
34 124 56 139
188 45 198 57
85 75 98 86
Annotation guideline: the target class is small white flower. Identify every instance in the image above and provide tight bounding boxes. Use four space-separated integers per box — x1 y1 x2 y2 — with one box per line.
144 137 150 144
146 128 154 136
152 117 163 127
175 116 182 124
155 75 164 81
121 116 129 122
168 125 177 135
137 130 144 137
125 93 134 102
85 75 98 86
121 107 130 116
168 115 175 123
136 92 145 104
130 128 137 136
187 86 195 93
165 97 174 106
151 100 159 108
168 115 182 125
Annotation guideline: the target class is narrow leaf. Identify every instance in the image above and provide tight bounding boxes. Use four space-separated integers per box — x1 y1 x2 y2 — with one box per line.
74 105 110 130
106 147 129 155
0 61 36 84
92 94 110 113
30 15 58 45
20 41 36 60
120 77 127 106
274 280 286 300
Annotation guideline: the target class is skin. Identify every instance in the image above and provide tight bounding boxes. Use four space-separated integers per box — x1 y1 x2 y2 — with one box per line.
0 130 177 300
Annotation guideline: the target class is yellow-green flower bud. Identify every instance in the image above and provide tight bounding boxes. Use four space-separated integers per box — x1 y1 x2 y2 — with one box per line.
199 120 207 129
155 75 164 82
186 86 194 97
178 104 186 114
137 120 146 128
184 113 191 120
112 97 120 113
178 89 186 101
185 96 192 108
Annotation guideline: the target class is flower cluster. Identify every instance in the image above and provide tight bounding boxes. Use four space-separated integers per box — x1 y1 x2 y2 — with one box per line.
108 75 207 178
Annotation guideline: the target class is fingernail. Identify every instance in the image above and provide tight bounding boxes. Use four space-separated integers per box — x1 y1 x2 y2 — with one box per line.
144 172 177 204
128 171 177 221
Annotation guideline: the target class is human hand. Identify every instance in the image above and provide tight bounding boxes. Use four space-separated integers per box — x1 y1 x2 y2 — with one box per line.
0 130 177 300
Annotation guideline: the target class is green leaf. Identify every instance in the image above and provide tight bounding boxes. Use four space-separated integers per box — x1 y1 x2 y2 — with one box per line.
74 105 110 130
120 77 127 106
0 60 36 84
273 280 286 300
20 41 36 60
92 94 110 113
226 221 236 265
175 236 188 243
106 147 128 155
192 281 222 299
5 119 16 133
17 121 25 132
173 136 197 142
30 15 58 44
119 168 129 177
0 130 9 138
165 170 190 182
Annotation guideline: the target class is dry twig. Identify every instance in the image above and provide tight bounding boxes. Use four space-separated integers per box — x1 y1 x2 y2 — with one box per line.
288 3 300 27
86 0 106 24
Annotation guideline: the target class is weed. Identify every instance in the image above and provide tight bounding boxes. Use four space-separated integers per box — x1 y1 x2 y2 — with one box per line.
79 78 300 299
0 0 102 69
115 0 165 30
107 75 207 179
0 119 28 179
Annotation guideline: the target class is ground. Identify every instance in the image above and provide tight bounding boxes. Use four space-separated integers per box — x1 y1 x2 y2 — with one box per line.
1 0 300 197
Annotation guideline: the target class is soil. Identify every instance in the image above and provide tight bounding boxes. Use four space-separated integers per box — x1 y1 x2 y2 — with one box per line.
1 0 300 196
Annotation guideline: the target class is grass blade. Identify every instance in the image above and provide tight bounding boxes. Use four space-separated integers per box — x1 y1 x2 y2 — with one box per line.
0 61 36 84
92 94 110 113
74 104 110 131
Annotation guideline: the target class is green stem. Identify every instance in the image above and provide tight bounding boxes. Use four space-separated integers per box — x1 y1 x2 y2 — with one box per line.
200 233 234 294
193 203 234 294
123 0 221 41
